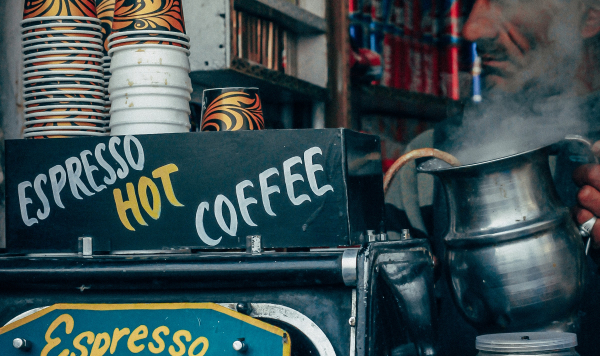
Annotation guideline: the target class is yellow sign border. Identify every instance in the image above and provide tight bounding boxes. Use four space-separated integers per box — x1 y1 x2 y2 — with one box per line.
0 302 291 355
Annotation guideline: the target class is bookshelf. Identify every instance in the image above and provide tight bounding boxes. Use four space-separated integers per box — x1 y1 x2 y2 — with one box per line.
182 0 328 101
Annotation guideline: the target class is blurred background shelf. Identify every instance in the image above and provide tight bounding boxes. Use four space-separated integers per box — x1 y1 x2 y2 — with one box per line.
190 58 328 103
234 0 327 34
353 85 464 122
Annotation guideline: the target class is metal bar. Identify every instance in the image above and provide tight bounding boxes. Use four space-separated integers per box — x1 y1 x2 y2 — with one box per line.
0 252 346 290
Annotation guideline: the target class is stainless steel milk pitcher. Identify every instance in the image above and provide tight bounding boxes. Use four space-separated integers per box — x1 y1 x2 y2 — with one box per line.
417 143 587 332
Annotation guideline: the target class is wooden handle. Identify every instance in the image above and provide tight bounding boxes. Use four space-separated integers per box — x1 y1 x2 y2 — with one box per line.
383 148 461 194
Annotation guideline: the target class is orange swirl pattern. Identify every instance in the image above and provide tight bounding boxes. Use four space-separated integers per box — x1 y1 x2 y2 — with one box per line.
112 0 186 34
201 92 264 131
23 0 97 19
96 0 115 52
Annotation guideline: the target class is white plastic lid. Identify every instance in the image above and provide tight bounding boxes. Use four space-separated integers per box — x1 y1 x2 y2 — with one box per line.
476 332 577 352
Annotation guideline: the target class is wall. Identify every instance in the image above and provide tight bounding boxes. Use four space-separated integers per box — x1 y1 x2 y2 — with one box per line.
0 0 25 247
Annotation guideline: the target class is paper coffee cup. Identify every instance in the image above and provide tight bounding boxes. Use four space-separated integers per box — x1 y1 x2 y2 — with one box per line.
108 37 190 50
22 29 102 40
24 49 104 60
108 66 192 93
24 77 105 88
24 90 104 99
24 57 103 67
21 16 100 28
24 110 107 119
24 104 105 113
24 124 106 133
109 121 189 136
22 22 102 33
24 117 107 125
22 1 97 20
23 42 104 54
111 0 185 35
24 84 105 94
22 36 103 47
109 44 190 70
24 130 108 138
23 70 104 80
200 87 264 131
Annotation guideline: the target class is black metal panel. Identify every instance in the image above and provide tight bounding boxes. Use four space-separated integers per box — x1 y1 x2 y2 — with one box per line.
5 129 382 253
356 239 437 356
0 252 352 356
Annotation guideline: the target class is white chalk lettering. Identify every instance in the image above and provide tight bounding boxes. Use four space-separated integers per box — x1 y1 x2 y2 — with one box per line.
33 174 50 220
124 135 145 171
109 136 129 179
81 150 106 193
283 156 311 206
18 136 149 228
49 165 67 209
195 202 222 246
95 143 117 185
236 180 258 227
259 168 280 217
18 181 37 226
304 147 334 196
65 157 94 199
215 194 238 236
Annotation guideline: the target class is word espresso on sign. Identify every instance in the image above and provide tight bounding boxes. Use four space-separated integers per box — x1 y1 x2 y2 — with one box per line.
41 314 209 356
17 136 145 227
195 147 334 246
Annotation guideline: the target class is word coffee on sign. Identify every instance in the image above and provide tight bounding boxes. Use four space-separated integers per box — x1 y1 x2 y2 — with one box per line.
17 136 145 227
195 146 334 246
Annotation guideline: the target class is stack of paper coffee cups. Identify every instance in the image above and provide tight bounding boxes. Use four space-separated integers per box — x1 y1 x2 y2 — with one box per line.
106 0 192 135
21 0 108 138
96 0 115 134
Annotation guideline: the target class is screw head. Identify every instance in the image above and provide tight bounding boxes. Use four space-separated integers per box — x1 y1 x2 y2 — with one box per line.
349 316 356 326
13 338 31 351
233 340 247 352
236 302 252 315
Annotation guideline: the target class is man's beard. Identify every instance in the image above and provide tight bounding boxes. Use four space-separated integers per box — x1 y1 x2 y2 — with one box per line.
477 36 581 99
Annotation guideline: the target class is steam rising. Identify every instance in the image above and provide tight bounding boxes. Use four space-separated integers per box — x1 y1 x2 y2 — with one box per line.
442 0 592 165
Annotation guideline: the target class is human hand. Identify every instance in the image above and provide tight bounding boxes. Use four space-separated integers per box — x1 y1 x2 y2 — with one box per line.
573 164 600 251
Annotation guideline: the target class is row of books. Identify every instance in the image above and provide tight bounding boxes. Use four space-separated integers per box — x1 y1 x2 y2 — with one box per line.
232 9 296 76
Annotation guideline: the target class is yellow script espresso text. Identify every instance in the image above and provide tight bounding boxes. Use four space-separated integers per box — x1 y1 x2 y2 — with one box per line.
40 314 209 356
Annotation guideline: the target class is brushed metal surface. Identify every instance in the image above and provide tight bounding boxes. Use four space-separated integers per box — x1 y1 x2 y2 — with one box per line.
419 146 586 332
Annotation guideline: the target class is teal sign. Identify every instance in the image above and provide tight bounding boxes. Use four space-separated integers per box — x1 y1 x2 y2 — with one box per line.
0 303 290 356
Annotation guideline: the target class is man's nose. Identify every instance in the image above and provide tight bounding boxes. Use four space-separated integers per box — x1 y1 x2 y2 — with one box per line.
462 0 500 41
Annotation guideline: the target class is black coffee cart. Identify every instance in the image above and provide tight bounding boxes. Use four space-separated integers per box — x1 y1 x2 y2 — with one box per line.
0 129 437 356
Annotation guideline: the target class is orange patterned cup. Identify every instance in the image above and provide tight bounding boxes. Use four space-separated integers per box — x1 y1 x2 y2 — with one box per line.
23 0 97 19
200 88 264 132
112 0 186 35
96 0 115 53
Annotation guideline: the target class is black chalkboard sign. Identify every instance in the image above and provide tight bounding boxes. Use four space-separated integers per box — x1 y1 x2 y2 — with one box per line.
5 129 383 253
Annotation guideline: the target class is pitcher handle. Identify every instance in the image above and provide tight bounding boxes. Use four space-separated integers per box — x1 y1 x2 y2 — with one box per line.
563 134 599 164
563 135 599 255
